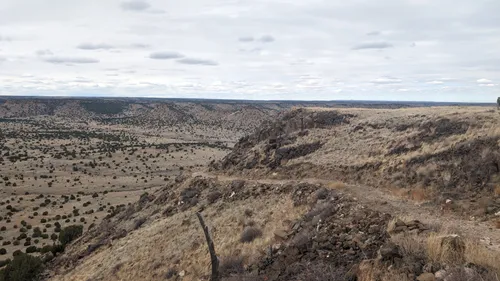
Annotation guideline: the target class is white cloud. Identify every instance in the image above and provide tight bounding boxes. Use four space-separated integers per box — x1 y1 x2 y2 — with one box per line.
0 0 499 101
77 43 115 50
149 52 184 60
370 78 402 84
477 78 492 83
120 1 151 11
238 36 254 42
176 58 218 66
35 49 53 56
259 35 275 43
43 56 99 64
352 42 393 50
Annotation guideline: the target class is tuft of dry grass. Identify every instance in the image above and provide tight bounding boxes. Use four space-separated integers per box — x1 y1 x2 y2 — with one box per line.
390 233 426 259
388 187 433 202
327 181 346 190
356 260 412 281
240 227 262 243
387 216 500 276
408 187 433 201
464 240 500 275
219 255 245 276
390 231 500 275
494 185 500 197
426 233 465 265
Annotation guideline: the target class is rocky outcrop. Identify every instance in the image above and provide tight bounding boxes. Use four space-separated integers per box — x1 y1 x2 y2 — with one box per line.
213 109 353 171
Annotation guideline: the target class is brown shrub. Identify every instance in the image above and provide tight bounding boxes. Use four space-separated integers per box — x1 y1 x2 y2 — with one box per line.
243 209 253 217
219 255 245 276
207 191 222 204
239 227 262 243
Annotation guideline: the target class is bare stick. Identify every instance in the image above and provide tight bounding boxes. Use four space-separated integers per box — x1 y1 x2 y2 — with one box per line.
196 212 220 281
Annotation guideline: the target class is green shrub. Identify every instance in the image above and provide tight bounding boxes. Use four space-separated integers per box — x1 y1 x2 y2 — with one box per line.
0 259 10 268
39 244 64 255
58 225 83 246
0 249 5 255
25 246 37 254
0 253 43 281
11 250 22 257
39 246 51 254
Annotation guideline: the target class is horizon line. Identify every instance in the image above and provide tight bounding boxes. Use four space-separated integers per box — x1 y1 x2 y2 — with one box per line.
0 95 496 105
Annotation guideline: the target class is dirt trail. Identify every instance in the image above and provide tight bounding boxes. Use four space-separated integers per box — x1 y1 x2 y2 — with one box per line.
193 171 500 251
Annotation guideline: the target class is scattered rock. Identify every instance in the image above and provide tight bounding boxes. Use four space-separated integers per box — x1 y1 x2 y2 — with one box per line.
274 230 288 241
379 242 402 261
434 269 447 280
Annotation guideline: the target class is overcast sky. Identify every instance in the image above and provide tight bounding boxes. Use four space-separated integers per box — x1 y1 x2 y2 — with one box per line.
0 0 499 101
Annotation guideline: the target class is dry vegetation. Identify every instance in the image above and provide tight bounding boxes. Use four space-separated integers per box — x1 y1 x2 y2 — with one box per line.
215 106 500 220
1 99 500 281
0 98 280 279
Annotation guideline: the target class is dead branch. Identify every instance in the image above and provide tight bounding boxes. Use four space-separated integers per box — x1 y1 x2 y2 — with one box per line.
196 212 220 281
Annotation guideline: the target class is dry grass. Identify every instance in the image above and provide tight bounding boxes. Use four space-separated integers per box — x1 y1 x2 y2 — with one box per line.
389 229 500 275
219 255 245 276
388 187 433 202
426 233 466 265
390 233 426 259
386 215 500 277
356 260 412 281
48 192 308 281
465 240 500 275
494 185 500 197
239 227 262 243
326 181 346 190
408 187 433 201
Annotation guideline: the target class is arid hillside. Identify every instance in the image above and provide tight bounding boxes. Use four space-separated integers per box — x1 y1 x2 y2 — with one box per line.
214 107 500 214
0 98 287 142
35 105 500 281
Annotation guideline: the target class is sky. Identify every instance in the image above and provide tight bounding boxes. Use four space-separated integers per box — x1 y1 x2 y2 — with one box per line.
0 0 499 102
